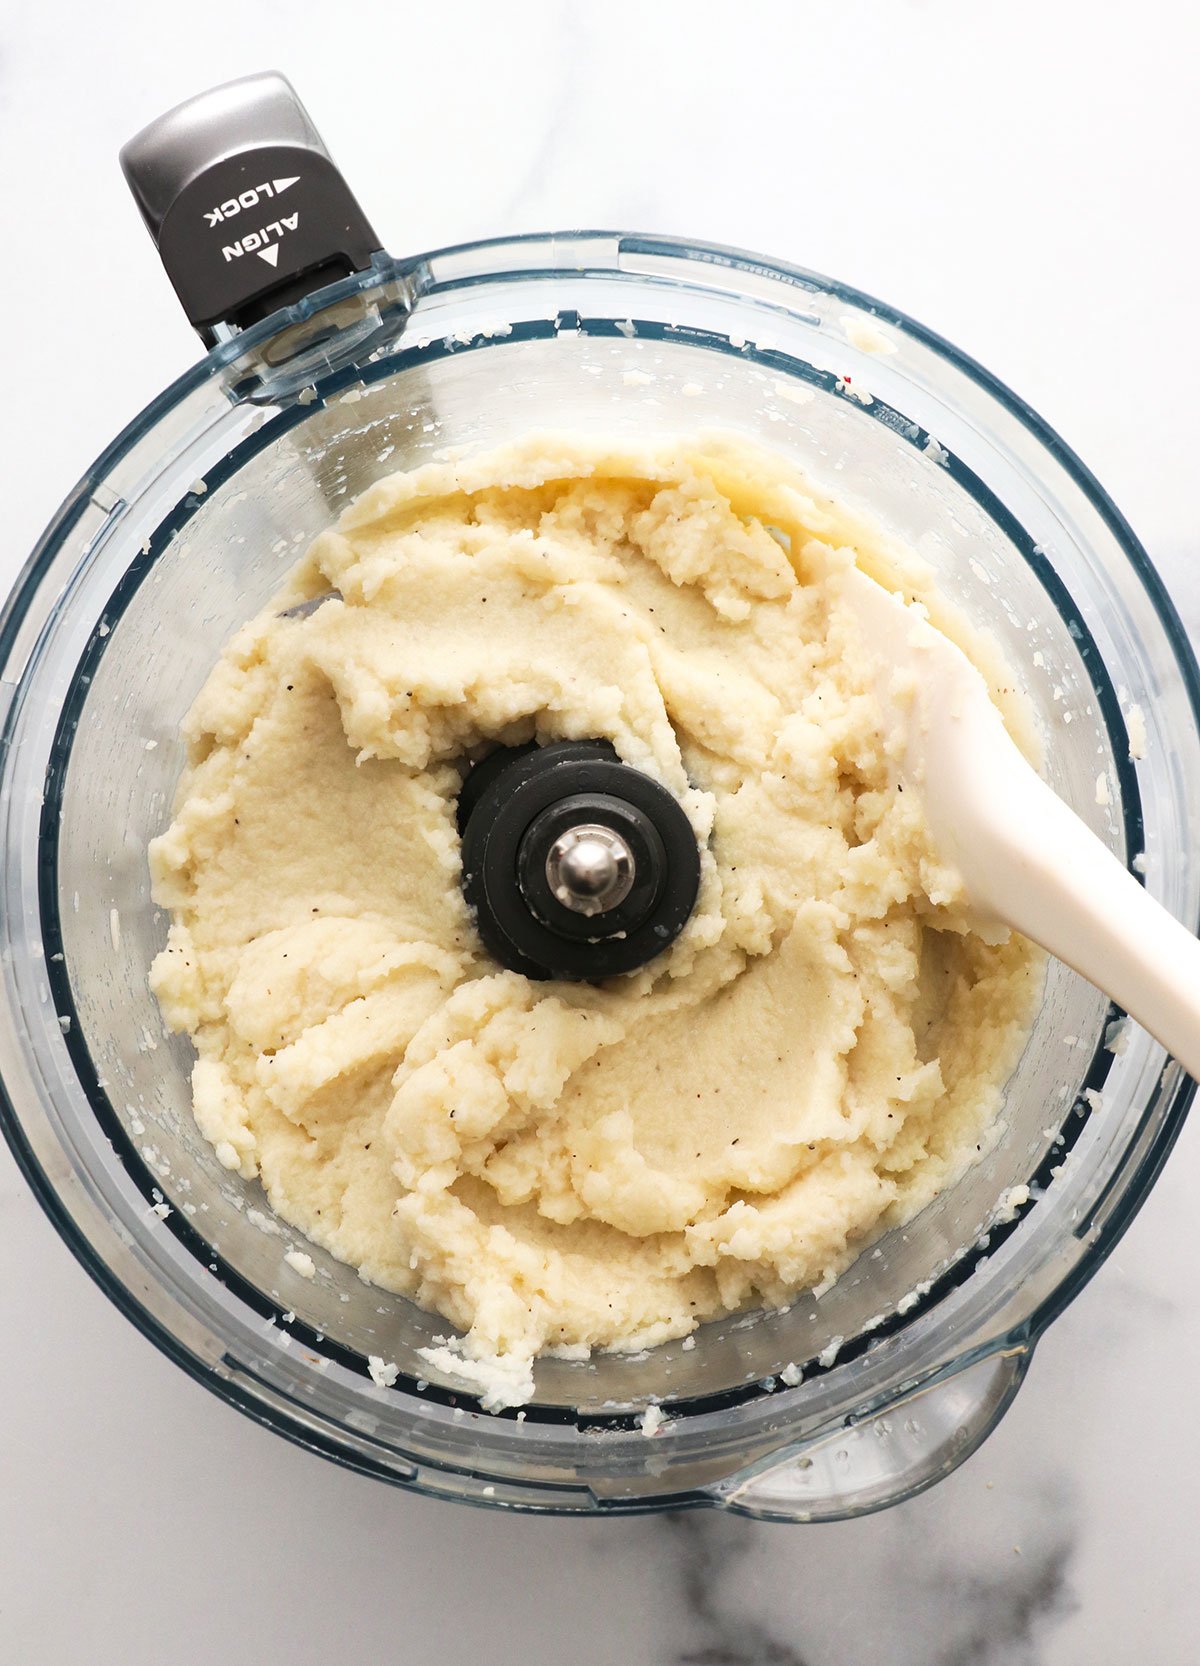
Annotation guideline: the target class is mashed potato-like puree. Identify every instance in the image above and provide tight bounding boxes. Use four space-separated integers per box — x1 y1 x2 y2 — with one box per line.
150 435 1040 1404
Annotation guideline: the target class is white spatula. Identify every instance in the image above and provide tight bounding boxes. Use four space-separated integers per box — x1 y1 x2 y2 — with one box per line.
837 565 1200 1080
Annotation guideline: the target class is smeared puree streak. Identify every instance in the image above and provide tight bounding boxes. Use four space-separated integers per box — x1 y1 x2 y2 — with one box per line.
150 434 1041 1407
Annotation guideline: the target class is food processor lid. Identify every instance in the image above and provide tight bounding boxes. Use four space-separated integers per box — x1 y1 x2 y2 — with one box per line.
120 71 382 345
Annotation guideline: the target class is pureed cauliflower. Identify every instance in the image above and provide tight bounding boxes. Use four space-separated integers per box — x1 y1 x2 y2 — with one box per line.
149 434 1041 1406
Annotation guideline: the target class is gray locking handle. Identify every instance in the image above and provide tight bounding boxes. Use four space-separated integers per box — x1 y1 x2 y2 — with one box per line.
120 72 382 345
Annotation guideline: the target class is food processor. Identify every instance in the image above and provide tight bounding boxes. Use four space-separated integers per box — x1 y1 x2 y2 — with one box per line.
2 70 1197 1520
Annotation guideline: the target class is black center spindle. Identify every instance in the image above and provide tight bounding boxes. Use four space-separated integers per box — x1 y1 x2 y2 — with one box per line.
457 740 702 981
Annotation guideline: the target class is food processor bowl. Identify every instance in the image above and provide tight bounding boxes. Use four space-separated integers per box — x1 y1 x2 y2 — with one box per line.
2 91 1197 1522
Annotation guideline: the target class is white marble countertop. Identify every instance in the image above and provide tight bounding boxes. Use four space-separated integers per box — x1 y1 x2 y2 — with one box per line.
2 3 1198 1660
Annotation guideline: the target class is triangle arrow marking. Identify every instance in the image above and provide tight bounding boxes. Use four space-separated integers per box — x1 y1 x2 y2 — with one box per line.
257 244 280 267
273 175 300 194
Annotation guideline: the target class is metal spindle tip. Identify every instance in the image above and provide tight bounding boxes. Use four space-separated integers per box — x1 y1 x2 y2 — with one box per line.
545 823 635 917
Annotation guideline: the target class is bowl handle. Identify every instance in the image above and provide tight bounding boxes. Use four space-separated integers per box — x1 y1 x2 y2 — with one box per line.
711 1344 1033 1522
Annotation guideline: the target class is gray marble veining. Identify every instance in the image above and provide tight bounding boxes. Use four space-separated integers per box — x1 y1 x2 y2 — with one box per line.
654 1461 1078 1665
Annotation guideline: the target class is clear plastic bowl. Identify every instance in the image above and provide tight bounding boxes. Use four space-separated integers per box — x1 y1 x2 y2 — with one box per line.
1 234 1196 1519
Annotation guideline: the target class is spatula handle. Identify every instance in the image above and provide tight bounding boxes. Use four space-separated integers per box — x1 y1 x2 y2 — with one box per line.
967 747 1200 1080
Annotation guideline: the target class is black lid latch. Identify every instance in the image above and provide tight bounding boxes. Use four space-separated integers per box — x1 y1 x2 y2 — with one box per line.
120 71 382 346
